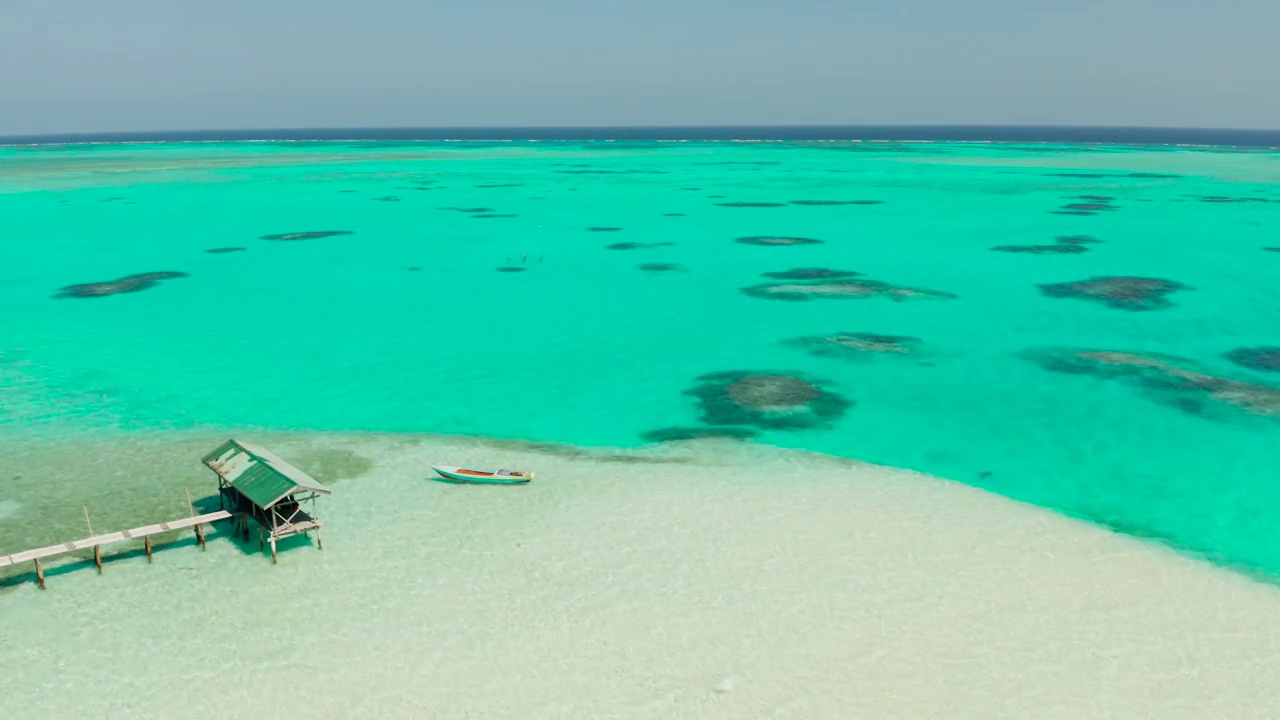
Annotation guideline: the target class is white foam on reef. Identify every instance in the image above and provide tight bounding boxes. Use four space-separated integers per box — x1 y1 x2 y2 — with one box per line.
2 431 1279 719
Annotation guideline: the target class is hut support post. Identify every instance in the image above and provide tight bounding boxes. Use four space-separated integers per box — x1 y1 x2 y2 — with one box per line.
269 537 277 564
145 536 153 562
316 528 322 550
94 545 102 574
195 523 206 550
34 558 45 589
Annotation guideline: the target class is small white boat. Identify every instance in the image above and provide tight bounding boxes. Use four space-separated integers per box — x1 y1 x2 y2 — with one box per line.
432 466 534 484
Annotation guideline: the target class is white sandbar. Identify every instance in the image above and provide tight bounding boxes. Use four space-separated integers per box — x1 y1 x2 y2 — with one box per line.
1 432 1278 719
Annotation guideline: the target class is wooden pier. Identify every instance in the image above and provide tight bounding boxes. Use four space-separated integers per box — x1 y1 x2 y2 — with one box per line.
0 510 231 588
1 438 331 590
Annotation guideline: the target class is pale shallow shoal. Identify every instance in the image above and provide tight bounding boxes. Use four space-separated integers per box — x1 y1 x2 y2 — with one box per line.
1 432 1278 720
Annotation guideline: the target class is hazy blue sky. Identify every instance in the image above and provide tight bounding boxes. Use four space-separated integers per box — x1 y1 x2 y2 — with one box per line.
2 0 1278 134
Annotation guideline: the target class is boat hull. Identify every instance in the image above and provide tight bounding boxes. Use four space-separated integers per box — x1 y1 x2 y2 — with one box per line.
432 466 532 484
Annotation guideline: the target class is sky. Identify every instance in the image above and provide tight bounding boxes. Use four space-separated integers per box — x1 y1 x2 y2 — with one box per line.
2 0 1278 135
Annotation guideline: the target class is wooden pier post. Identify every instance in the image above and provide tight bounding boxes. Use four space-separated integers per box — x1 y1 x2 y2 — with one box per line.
0 509 232 589
259 528 265 552
269 537 277 564
316 528 323 550
195 523 206 550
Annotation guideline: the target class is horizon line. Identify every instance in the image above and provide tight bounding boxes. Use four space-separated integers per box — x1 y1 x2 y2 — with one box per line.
4 123 1280 148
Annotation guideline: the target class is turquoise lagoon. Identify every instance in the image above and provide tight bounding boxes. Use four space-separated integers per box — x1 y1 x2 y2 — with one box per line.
2 140 1279 575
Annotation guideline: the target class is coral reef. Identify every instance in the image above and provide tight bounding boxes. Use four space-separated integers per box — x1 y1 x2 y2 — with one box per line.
1037 276 1191 311
1025 348 1280 418
761 268 861 280
55 272 189 299
734 236 823 246
742 277 956 302
683 371 852 430
607 242 675 250
1224 347 1280 373
784 332 924 361
639 426 759 442
260 231 353 241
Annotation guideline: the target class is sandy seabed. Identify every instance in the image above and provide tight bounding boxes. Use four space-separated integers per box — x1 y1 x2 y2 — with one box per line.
1 432 1278 719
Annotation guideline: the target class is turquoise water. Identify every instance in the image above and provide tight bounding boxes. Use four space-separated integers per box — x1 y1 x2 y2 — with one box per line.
2 140 1280 574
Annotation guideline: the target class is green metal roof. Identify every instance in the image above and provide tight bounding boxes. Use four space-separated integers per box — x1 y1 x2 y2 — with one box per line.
202 439 331 509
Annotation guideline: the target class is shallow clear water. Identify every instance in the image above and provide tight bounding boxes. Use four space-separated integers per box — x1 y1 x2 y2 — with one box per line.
2 140 1280 575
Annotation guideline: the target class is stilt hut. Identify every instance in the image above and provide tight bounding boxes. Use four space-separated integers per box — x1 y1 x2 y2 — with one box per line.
202 439 331 562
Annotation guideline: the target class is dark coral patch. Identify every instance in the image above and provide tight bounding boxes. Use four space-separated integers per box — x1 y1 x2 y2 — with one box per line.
1265 248 1280 253
261 231 353 241
1197 195 1274 203
1045 172 1180 179
496 267 527 273
55 272 189 299
204 247 246 254
1037 276 1191 311
1224 347 1280 373
1051 196 1119 216
640 426 758 442
743 277 955 302
555 169 668 175
662 213 686 217
476 183 524 188
1024 348 1280 419
734 236 823 247
1057 235 1102 245
784 332 924 361
472 213 518 219
717 202 787 207
991 244 1089 255
788 200 883 206
696 161 781 166
761 267 861 280
587 227 624 232
440 207 493 213
683 371 851 430
638 263 682 273
607 242 675 250
374 196 401 202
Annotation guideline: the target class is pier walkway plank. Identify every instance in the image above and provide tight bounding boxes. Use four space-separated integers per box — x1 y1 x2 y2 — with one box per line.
0 510 231 569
